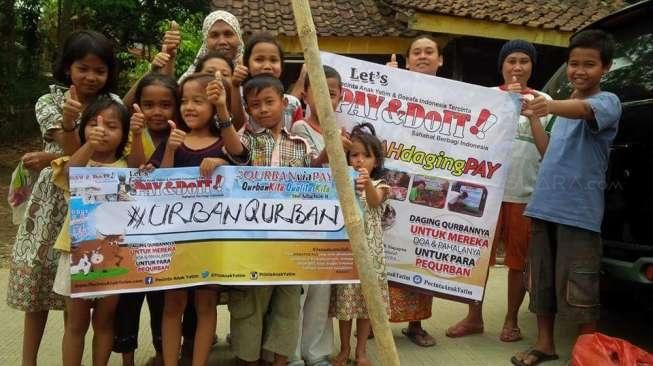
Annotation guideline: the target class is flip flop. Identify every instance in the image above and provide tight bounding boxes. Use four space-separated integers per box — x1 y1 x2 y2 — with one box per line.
313 361 333 366
510 349 559 366
500 326 523 342
401 327 436 347
445 322 484 338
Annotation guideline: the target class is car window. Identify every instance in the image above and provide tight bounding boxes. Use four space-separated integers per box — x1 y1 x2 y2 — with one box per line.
545 19 653 103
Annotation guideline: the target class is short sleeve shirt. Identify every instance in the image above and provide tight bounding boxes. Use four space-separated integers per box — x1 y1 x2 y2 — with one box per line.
237 128 312 167
524 92 622 232
290 119 324 155
148 139 228 168
494 87 555 203
141 129 158 161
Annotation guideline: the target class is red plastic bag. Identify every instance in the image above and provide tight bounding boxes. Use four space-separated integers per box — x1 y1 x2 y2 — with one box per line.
571 333 653 366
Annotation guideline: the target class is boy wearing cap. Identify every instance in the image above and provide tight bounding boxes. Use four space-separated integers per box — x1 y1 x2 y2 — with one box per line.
446 39 554 343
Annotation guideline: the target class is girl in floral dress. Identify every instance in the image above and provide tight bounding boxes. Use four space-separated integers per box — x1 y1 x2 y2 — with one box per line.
6 30 116 366
330 123 390 366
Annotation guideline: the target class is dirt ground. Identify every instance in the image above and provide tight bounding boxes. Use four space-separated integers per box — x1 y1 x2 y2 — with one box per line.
0 138 42 267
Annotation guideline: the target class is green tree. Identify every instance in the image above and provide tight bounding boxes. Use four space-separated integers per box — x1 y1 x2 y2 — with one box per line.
68 0 208 91
1 0 210 142
0 0 50 141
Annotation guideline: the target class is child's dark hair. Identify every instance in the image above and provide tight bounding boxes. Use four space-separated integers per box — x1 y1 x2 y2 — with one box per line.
178 73 229 136
79 95 130 158
406 35 441 58
243 32 285 76
242 75 284 105
304 65 342 90
134 73 181 127
53 30 117 93
349 122 385 179
195 50 235 74
568 29 615 66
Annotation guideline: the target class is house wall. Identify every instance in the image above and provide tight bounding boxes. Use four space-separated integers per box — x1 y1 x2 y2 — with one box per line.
281 37 565 92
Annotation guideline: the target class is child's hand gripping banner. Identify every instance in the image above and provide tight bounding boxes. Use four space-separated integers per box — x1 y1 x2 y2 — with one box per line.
321 52 520 302
68 166 357 298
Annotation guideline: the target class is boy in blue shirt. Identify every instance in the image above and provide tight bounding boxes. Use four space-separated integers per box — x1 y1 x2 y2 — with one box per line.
511 30 622 366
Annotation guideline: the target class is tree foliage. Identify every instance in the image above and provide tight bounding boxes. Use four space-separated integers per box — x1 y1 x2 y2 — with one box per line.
1 0 209 141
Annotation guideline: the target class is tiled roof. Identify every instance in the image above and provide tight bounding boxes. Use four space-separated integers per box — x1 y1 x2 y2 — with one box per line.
385 0 626 32
212 0 416 37
213 0 626 37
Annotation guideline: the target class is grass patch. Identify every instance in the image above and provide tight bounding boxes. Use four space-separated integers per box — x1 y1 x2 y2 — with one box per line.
72 267 129 281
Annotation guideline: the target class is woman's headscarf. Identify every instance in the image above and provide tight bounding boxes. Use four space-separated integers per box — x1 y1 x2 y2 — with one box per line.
178 10 244 83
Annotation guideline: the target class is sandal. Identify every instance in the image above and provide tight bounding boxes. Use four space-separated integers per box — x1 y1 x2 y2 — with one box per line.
312 361 333 366
401 327 436 347
511 349 559 366
445 321 484 338
500 326 523 342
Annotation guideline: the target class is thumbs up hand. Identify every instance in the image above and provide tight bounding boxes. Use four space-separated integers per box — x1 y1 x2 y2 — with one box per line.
162 20 181 57
151 44 173 74
207 71 228 108
386 53 399 68
166 120 186 151
523 91 549 118
231 63 249 87
62 85 83 131
88 115 107 149
130 104 146 135
507 75 522 93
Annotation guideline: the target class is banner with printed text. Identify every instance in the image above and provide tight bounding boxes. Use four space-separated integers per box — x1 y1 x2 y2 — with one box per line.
321 52 520 302
68 166 356 298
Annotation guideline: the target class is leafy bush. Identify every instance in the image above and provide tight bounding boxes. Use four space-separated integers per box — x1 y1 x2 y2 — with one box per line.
117 13 204 92
172 13 204 80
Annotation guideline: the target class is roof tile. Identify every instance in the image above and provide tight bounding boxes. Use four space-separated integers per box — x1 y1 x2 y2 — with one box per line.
385 0 624 31
214 0 417 37
213 0 625 38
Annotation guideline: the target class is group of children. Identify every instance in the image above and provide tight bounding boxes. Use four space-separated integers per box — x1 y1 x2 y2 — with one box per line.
6 8 622 366
8 19 390 366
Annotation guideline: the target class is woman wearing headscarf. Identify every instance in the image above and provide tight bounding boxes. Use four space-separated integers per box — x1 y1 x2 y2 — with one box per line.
173 10 244 82
384 35 444 348
160 9 254 131
123 10 244 113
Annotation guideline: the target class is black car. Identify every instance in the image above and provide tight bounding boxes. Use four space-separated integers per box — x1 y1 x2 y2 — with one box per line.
543 0 653 291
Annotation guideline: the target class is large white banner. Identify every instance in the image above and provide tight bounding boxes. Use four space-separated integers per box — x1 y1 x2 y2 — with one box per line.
321 52 520 302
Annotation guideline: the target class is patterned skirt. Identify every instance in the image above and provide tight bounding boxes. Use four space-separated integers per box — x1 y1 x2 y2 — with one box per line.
330 281 389 321
6 168 66 312
389 286 433 322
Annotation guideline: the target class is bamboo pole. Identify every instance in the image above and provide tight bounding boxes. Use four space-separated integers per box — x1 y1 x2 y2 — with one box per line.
290 1 401 365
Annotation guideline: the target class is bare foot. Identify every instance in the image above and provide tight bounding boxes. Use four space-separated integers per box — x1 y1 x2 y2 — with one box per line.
445 319 484 338
355 355 372 366
511 348 559 366
332 348 350 366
